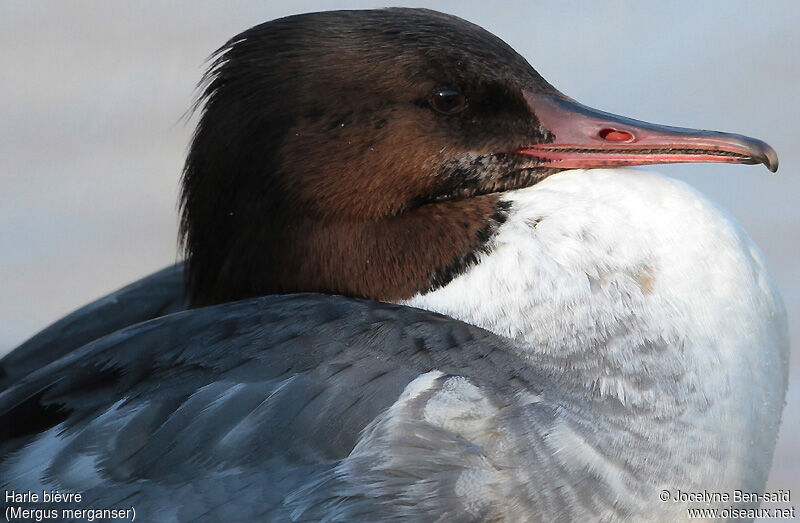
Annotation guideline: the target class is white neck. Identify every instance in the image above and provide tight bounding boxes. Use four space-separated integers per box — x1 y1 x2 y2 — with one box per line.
402 168 788 502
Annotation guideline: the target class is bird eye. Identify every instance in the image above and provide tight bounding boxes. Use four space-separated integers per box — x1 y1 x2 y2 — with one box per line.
430 89 467 115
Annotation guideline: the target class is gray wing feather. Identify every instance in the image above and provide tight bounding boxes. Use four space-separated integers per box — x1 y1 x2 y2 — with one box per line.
1 294 550 521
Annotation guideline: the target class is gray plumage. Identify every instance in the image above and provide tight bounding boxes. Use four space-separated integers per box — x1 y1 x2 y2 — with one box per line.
0 279 551 521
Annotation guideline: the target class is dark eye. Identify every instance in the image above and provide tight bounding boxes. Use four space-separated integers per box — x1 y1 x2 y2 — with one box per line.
430 89 467 115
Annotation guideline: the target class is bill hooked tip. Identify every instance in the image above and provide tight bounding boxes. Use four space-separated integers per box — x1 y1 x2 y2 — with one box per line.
707 132 779 172
757 141 779 173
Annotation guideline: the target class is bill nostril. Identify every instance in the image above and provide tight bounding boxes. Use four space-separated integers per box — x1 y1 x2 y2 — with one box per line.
599 128 634 142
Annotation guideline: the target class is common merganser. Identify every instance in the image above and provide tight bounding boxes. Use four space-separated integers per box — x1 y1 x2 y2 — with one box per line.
0 8 787 522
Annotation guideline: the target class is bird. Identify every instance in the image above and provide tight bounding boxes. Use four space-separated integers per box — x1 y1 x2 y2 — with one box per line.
0 8 788 522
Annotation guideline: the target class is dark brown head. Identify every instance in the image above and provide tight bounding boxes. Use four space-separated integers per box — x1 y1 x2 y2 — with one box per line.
180 8 777 307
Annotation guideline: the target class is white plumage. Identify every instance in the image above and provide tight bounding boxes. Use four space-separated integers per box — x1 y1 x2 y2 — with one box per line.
399 167 788 518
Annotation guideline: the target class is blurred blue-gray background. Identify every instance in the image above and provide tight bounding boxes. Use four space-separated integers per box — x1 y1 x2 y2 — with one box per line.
2 0 798 499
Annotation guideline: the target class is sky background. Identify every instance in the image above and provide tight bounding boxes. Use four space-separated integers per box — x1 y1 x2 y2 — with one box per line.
2 0 798 506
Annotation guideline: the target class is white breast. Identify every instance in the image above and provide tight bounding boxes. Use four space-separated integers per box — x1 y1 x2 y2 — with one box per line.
402 167 789 494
